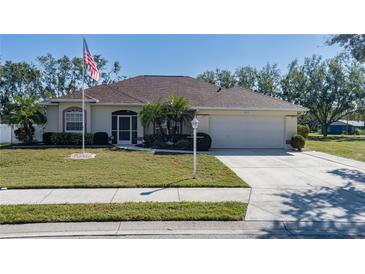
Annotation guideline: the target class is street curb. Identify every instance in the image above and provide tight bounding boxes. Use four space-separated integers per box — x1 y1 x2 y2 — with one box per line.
2 221 365 238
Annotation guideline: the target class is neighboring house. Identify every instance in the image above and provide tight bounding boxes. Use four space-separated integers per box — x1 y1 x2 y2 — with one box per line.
44 75 306 148
328 120 365 135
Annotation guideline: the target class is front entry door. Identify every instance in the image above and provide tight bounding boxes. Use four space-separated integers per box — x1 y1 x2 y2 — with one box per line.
118 116 132 144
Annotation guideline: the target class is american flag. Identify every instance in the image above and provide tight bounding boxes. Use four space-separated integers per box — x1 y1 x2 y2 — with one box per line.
83 38 100 81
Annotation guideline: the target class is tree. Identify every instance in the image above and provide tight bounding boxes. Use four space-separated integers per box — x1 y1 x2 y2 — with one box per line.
139 100 167 138
280 60 306 104
256 63 281 96
196 69 236 88
37 54 124 98
139 96 192 141
215 69 236 88
37 54 81 98
164 96 191 139
196 70 216 85
2 96 46 143
327 35 365 63
0 61 44 114
235 66 257 90
295 54 365 136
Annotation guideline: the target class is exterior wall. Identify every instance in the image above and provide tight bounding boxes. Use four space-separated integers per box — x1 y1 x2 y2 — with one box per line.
284 115 297 147
45 103 299 147
45 105 59 132
46 103 144 143
57 102 92 133
91 105 143 142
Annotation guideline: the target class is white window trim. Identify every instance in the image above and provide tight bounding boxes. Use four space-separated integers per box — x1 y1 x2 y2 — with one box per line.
64 111 83 133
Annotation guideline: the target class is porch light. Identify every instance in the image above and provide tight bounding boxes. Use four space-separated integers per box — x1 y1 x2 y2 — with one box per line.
191 116 199 179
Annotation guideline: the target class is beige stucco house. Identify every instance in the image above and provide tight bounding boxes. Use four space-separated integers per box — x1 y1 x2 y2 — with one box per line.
44 75 306 148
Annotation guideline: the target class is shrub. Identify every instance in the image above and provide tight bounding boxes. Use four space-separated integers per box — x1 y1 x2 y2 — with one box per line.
42 132 55 144
297 125 310 139
14 126 35 143
291 135 305 151
93 132 109 145
144 132 212 151
197 132 212 151
174 139 192 150
143 134 164 147
49 132 94 145
354 129 365 135
173 132 212 151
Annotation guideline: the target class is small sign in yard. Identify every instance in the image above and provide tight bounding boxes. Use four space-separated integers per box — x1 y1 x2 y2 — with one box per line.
68 153 96 159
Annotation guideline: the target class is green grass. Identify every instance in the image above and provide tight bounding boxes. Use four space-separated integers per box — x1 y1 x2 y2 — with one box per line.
306 139 365 162
0 202 246 224
0 148 247 188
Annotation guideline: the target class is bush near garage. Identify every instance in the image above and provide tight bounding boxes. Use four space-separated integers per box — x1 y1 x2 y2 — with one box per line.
297 125 310 139
291 135 305 151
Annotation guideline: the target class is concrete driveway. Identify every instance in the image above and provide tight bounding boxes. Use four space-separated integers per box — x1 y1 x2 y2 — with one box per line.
214 149 365 230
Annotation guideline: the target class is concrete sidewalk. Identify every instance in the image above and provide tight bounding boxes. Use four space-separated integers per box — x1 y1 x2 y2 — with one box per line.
0 188 250 205
1 220 365 238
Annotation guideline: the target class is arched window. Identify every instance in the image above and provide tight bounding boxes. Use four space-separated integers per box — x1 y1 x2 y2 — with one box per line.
63 107 85 132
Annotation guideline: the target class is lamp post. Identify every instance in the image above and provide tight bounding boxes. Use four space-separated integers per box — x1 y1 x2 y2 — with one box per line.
191 116 199 179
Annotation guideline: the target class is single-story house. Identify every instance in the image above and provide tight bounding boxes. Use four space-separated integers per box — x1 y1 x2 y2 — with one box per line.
44 75 306 148
328 120 365 135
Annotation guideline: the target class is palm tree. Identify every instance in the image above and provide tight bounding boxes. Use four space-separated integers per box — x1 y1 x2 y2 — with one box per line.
2 96 46 143
139 96 192 141
139 100 167 137
165 96 191 139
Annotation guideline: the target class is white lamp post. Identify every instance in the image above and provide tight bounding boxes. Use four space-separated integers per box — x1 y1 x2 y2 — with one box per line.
191 116 199 179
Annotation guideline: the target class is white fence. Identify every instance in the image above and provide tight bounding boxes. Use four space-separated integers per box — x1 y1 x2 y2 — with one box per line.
0 124 44 144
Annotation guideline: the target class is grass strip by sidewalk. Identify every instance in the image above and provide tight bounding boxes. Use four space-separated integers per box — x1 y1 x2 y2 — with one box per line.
0 202 246 224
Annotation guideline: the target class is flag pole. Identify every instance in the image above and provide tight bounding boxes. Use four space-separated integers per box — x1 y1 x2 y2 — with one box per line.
82 35 85 154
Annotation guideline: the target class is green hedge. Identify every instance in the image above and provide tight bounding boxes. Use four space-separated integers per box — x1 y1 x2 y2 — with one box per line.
143 132 212 151
93 132 109 145
291 135 305 151
42 132 108 145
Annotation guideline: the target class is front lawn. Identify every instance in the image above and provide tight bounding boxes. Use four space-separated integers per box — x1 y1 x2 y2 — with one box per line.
0 148 247 188
306 139 365 162
0 202 246 224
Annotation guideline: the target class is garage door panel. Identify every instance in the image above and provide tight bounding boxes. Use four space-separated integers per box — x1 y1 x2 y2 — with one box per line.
210 115 284 148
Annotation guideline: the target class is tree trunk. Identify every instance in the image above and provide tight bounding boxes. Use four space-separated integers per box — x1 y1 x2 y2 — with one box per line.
27 123 33 144
322 124 329 136
156 119 166 139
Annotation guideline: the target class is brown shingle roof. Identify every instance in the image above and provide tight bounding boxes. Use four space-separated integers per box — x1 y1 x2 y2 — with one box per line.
197 87 306 111
51 75 306 111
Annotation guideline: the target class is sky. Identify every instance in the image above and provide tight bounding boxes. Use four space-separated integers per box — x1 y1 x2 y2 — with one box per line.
0 34 342 77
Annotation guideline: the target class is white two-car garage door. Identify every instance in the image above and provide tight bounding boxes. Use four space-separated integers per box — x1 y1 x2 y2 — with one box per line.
209 115 285 148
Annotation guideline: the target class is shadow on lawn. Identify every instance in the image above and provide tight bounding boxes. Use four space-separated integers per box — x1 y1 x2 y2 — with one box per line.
259 168 365 238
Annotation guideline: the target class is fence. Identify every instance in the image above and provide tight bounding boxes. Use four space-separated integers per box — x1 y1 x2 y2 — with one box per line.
0 124 44 144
